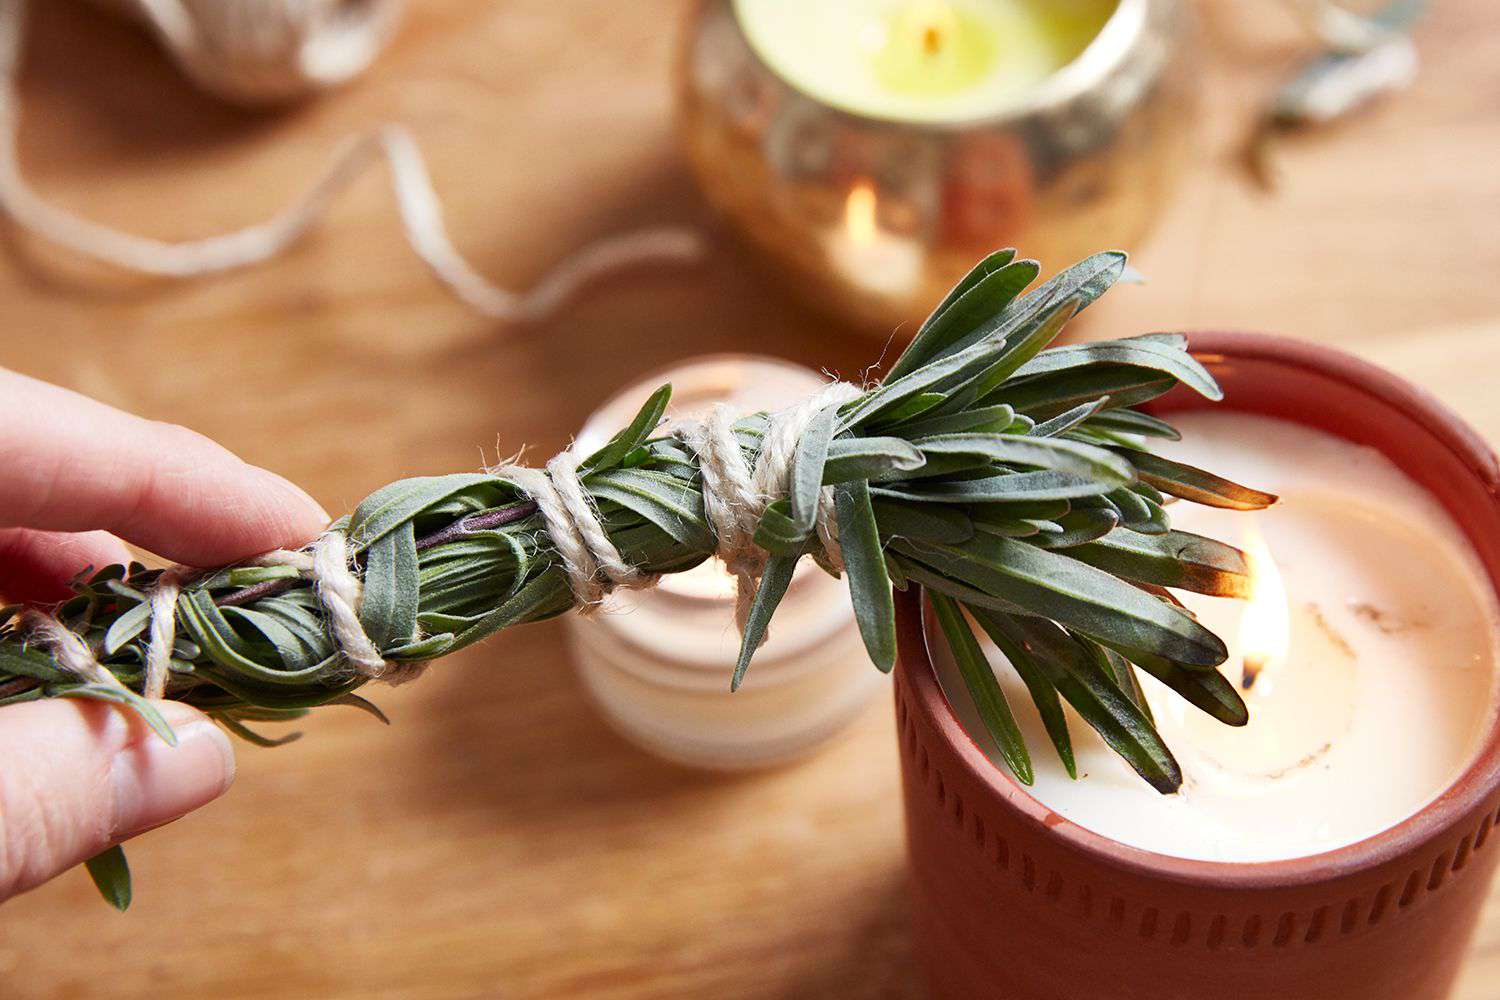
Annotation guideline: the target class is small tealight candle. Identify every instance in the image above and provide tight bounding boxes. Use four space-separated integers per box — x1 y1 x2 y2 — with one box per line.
734 0 1118 123
935 413 1500 861
565 356 880 770
825 178 925 299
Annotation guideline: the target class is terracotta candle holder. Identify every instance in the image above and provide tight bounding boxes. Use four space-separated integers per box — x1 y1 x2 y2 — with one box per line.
894 331 1500 1000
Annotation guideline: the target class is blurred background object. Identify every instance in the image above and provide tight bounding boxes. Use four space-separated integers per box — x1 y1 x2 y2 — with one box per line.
0 0 701 320
1 1 1499 998
680 0 1195 334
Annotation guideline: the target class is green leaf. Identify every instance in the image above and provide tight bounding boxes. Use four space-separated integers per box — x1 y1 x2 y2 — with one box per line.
895 249 1021 378
1099 645 1153 725
753 499 812 556
1110 646 1249 726
1001 367 1178 420
55 683 178 746
929 593 1033 783
975 612 1180 793
890 259 1040 380
870 497 974 544
360 520 420 650
733 553 799 691
1030 397 1108 438
835 480 896 672
900 534 1228 666
789 402 840 535
966 610 1075 777
1086 408 1181 440
577 383 671 476
900 404 1016 438
215 713 304 747
1103 485 1156 533
348 473 501 550
876 469 1113 504
870 392 947 427
1029 508 1120 549
1013 339 1223 402
842 332 1009 430
1069 529 1251 597
84 846 131 912
589 468 713 550
965 297 1084 402
913 432 1134 485
1125 451 1279 510
822 437 926 484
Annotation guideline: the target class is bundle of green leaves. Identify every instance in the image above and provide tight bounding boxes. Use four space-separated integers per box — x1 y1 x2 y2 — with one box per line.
0 249 1273 906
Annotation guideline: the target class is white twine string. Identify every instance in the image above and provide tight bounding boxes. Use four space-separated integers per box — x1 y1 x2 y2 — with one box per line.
255 531 425 684
141 569 180 699
492 451 657 612
0 0 703 321
19 608 125 688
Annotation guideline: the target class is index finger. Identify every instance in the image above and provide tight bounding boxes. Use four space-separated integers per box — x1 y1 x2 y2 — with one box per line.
0 369 329 567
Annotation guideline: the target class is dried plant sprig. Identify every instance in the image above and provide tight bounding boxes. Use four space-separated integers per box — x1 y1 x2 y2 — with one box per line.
0 249 1275 907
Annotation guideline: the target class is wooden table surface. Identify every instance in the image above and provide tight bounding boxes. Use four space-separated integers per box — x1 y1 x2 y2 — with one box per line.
2 1 1499 997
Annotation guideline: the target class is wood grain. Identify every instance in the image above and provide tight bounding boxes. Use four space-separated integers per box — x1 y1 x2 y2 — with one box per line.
1 1 1498 997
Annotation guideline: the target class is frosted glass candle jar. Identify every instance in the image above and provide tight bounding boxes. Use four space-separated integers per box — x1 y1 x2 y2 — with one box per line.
565 355 880 770
895 332 1500 1000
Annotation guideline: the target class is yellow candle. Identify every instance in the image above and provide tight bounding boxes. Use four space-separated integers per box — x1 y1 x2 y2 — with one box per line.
735 0 1118 123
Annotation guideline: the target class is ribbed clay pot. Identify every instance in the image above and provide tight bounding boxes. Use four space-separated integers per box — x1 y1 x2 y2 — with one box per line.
894 331 1500 1000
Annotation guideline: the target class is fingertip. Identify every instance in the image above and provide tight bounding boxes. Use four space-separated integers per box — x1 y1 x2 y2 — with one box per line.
0 699 236 902
110 705 237 839
250 466 331 541
0 529 132 603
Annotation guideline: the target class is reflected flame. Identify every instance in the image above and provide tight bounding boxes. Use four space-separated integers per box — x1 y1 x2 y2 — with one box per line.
844 179 879 247
1238 526 1290 691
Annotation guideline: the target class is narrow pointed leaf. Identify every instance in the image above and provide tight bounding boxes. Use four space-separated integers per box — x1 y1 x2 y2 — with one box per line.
84 846 132 912
1126 451 1279 510
835 481 896 671
929 593 1033 784
733 553 799 691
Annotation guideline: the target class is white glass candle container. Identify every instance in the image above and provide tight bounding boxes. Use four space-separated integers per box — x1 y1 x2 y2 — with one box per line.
565 355 880 770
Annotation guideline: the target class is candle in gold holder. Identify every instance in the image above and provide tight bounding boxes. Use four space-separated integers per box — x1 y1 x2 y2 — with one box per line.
678 0 1194 332
564 356 880 770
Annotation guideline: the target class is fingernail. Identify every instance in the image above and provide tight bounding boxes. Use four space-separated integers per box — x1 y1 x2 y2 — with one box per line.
110 704 236 839
255 467 331 529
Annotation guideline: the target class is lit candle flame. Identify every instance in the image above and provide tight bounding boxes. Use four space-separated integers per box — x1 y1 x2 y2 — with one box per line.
844 179 879 247
1238 526 1290 691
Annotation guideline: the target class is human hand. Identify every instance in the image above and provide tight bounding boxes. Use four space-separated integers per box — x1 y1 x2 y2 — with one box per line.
0 368 328 904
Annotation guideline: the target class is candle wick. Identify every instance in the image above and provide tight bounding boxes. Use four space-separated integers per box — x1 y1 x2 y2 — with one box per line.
922 25 943 57
1241 654 1267 691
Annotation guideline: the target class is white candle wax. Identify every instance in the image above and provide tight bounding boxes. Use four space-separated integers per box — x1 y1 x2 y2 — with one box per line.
932 413 1500 862
735 0 1120 124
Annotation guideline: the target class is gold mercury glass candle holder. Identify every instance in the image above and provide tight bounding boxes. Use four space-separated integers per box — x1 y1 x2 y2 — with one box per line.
677 0 1194 334
564 355 880 770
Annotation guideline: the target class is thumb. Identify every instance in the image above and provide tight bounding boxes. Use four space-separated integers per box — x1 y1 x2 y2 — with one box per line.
0 699 235 903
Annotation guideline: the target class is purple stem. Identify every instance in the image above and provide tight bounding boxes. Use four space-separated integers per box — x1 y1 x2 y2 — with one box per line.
212 502 540 607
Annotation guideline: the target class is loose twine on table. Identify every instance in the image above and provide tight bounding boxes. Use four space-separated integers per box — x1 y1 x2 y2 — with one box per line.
0 0 702 322
22 381 864 698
